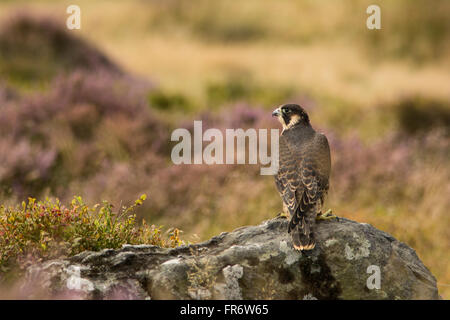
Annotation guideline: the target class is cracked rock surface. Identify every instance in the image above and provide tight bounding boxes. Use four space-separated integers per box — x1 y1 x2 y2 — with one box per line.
24 217 440 299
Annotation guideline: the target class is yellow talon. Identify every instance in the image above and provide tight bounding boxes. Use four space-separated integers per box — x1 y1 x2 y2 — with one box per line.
316 209 338 221
276 211 290 219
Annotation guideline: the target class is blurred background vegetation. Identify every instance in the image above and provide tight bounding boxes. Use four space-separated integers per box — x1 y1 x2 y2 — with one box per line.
0 0 449 298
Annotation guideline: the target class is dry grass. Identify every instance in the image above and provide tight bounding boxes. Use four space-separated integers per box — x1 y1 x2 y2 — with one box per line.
2 1 449 104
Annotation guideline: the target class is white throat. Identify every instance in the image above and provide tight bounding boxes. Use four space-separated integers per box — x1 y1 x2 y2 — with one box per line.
280 114 301 132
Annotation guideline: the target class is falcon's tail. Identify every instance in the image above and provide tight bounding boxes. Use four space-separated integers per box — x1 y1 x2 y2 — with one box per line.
291 225 315 251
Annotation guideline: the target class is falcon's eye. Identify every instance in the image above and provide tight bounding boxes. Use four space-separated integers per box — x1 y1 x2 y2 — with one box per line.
283 108 292 114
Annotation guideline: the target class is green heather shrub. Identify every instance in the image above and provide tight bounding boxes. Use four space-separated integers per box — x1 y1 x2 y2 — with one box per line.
0 13 121 88
393 96 450 135
0 194 183 277
206 77 295 108
148 90 193 111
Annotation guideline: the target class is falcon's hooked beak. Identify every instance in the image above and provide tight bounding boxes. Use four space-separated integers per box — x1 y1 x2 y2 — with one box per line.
272 108 281 117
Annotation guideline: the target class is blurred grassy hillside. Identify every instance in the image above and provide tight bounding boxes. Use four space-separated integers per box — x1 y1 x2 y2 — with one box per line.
0 0 449 298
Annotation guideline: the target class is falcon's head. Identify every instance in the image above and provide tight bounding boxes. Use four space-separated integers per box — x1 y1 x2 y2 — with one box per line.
272 103 310 130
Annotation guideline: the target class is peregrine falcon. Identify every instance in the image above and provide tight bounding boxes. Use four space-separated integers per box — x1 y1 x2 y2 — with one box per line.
272 104 331 251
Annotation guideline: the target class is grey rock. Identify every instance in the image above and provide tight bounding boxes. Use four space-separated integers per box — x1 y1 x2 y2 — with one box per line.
23 217 440 299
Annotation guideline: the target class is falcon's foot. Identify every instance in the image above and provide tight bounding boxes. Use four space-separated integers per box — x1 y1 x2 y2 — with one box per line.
316 209 338 221
275 211 290 219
